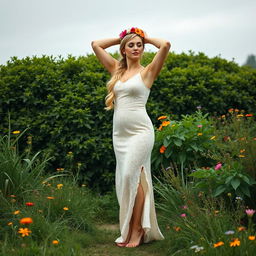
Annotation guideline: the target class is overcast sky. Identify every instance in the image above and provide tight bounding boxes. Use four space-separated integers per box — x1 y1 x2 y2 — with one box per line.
0 0 255 66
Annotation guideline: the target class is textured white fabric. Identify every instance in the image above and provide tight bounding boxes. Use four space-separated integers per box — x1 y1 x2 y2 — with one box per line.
112 71 165 244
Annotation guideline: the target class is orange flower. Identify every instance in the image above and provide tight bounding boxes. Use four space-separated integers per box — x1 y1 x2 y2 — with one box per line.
157 115 167 120
235 109 239 112
214 241 224 248
228 108 234 112
238 226 246 231
248 236 255 240
230 238 240 247
158 124 163 131
174 226 181 231
7 222 13 226
20 217 33 225
160 145 166 153
52 240 59 245
18 227 32 237
245 114 253 117
162 121 170 126
25 202 34 206
63 207 69 211
47 196 55 200
13 210 20 215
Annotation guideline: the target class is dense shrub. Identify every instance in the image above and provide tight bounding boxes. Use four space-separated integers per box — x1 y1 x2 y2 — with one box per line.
0 52 255 192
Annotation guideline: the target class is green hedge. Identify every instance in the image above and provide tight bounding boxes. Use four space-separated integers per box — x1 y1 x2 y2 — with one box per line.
0 52 255 193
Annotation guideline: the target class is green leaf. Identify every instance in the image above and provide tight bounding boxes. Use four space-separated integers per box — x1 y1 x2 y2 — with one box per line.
179 152 186 163
174 139 182 147
213 185 226 197
231 178 240 190
164 145 173 158
239 184 251 197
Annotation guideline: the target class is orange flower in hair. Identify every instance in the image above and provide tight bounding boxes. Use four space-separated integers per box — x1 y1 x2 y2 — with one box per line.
119 27 145 39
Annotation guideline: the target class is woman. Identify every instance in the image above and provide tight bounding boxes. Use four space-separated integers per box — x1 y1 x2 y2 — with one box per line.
91 27 171 248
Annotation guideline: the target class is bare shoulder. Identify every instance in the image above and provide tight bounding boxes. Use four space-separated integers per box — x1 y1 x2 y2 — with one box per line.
140 65 155 89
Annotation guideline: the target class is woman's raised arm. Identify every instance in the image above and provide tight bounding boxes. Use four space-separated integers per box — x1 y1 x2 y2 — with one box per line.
144 36 171 82
91 38 120 75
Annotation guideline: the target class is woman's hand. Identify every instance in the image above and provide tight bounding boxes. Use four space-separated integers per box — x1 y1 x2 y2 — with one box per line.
143 30 149 44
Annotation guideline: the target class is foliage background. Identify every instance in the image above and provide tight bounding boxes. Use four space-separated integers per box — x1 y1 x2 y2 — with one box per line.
0 51 255 192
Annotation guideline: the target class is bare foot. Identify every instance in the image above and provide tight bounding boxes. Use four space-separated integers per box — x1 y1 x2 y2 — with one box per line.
125 228 144 248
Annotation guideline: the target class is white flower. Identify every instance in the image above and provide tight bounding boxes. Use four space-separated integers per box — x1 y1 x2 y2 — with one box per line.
190 245 204 252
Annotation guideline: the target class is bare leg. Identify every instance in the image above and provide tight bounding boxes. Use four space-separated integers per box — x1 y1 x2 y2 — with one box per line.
126 168 145 247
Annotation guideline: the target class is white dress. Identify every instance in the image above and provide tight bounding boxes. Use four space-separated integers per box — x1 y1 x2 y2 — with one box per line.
112 71 165 244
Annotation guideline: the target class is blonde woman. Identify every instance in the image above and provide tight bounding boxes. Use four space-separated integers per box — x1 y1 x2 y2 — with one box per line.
91 27 170 248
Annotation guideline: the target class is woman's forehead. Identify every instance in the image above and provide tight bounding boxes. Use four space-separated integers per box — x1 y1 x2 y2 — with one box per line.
126 36 142 44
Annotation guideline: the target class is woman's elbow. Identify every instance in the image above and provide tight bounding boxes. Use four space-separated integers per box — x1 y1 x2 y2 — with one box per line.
165 41 171 50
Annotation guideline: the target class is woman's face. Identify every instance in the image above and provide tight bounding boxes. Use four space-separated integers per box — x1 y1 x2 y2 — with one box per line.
122 36 144 60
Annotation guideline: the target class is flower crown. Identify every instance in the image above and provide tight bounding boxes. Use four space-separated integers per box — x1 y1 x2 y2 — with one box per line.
119 27 145 40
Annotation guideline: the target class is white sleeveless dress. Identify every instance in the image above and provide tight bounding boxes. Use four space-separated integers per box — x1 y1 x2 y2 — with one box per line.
112 71 165 244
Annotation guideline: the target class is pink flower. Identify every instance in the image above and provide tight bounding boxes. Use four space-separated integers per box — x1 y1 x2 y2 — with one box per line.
180 213 186 218
119 30 127 38
181 205 188 209
197 124 202 128
245 209 256 217
214 162 222 170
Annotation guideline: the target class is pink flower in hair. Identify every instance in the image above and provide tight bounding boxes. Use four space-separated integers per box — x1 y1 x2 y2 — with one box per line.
119 29 127 39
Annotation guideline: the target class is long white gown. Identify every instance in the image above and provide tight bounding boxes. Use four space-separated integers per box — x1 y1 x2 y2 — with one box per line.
112 71 165 244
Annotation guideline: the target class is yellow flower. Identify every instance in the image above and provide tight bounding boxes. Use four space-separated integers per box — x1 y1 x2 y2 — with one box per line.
238 155 245 158
157 115 167 120
81 184 86 187
221 115 225 119
12 130 20 134
197 133 203 136
18 228 32 237
230 238 240 247
210 136 216 140
7 222 13 226
52 240 59 245
57 184 63 189
13 210 20 215
63 207 69 211
162 121 170 127
237 114 244 117
248 236 255 240
214 241 224 248
227 193 232 197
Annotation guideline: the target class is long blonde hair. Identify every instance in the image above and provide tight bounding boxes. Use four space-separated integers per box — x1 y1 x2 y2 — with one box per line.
104 34 145 111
